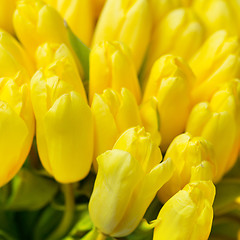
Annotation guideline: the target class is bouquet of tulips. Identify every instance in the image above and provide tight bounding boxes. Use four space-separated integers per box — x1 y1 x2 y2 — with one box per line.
0 0 240 239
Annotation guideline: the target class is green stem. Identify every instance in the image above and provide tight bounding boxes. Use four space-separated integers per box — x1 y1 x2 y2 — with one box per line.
47 183 75 240
96 232 107 240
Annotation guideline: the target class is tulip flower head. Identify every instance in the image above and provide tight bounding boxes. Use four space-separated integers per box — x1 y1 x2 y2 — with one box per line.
89 127 173 237
190 30 240 104
0 76 34 187
91 88 142 170
158 132 215 203
89 41 141 103
143 55 194 151
31 58 93 183
154 180 215 240
92 0 152 71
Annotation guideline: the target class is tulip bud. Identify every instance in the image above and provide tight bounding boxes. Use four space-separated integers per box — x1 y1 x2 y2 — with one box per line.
143 55 194 151
192 0 240 37
153 180 215 240
139 97 161 146
89 126 173 237
13 0 83 77
89 41 141 103
186 97 238 182
142 8 204 81
190 30 240 104
158 132 215 203
91 88 142 170
35 43 87 101
0 0 16 34
43 0 94 46
92 0 152 71
0 30 34 80
0 77 34 186
31 65 93 183
13 0 69 57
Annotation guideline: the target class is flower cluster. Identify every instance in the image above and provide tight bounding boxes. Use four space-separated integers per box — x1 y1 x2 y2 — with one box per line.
0 0 240 240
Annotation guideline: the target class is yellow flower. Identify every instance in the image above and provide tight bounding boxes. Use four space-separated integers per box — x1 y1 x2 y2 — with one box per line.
43 0 94 46
142 8 204 81
0 29 34 80
190 30 240 104
0 76 34 187
91 88 142 170
13 0 69 57
31 61 93 183
89 41 141 103
158 132 215 203
35 42 87 101
89 127 173 237
193 0 240 37
91 0 152 71
186 83 239 181
153 180 215 240
13 0 83 77
143 55 194 151
0 0 16 34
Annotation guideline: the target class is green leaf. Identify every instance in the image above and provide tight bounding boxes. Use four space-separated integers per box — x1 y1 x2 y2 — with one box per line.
213 178 240 215
1 168 58 211
66 22 90 83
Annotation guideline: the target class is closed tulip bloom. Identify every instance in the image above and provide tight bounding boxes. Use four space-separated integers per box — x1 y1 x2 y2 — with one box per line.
192 0 240 37
31 66 93 183
190 30 240 104
143 8 204 81
92 0 152 71
0 0 16 34
158 132 215 203
91 88 141 170
143 55 194 151
89 127 173 237
44 0 94 46
35 43 86 101
0 76 34 187
139 97 161 146
89 41 141 103
0 29 34 77
186 96 238 182
153 180 215 240
208 79 240 171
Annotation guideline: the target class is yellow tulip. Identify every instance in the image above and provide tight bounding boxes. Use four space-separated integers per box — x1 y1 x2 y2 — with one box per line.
192 0 240 37
89 41 141 103
31 65 93 183
139 97 161 146
208 79 240 171
190 30 240 104
43 0 94 46
143 55 194 151
13 0 69 57
35 42 87 101
0 30 34 80
89 126 173 237
91 88 142 170
91 0 152 71
0 76 34 187
142 8 204 81
153 180 215 240
158 132 215 203
0 0 16 34
186 89 239 181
